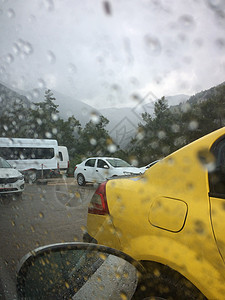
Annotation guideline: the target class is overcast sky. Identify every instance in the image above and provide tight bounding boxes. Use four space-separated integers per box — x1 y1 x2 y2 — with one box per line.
0 0 225 108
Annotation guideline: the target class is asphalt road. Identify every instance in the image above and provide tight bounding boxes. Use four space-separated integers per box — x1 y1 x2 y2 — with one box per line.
0 178 96 299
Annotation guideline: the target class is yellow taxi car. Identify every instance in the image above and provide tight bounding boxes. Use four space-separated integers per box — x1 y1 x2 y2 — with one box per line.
85 127 225 299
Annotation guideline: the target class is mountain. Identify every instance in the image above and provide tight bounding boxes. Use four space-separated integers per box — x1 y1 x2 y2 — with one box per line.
0 83 31 112
99 94 190 148
20 88 100 127
165 94 190 106
0 82 190 148
188 82 225 104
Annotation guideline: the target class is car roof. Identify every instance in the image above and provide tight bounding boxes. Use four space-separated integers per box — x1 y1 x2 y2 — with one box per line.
84 157 122 160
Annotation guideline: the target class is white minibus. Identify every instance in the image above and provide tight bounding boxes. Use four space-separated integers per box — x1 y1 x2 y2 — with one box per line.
0 138 59 182
58 146 69 174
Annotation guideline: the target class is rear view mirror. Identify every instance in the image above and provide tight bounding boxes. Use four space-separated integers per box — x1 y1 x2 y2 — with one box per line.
17 242 142 299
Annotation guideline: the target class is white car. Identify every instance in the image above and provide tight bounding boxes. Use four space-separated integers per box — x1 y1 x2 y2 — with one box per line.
74 157 142 186
139 160 160 174
0 157 25 196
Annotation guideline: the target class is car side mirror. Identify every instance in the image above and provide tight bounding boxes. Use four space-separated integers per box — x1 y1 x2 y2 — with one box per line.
103 164 109 169
17 242 143 300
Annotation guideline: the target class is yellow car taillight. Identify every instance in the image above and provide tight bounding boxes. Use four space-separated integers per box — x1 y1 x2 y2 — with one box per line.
88 182 109 215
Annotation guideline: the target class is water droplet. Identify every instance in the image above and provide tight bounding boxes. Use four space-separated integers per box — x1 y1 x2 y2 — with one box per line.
90 112 100 124
81 225 87 233
47 51 56 64
7 8 15 18
194 220 205 235
43 0 55 11
90 138 97 145
145 35 161 55
120 292 128 300
6 54 14 64
45 132 52 138
103 1 112 15
36 118 42 125
207 0 222 8
197 149 216 172
52 128 57 134
99 253 107 260
158 131 166 139
39 212 44 218
171 124 180 133
28 14 36 23
178 15 195 30
107 143 117 153
23 42 33 55
38 78 46 89
215 38 225 50
51 113 58 121
188 120 198 131
29 90 38 100
68 63 77 73
153 268 161 277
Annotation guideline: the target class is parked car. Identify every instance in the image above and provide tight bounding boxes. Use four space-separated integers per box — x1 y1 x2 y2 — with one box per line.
85 128 225 299
74 157 142 186
139 160 160 174
0 156 24 196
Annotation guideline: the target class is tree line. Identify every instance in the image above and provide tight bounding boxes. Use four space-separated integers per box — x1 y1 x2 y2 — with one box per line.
0 85 224 172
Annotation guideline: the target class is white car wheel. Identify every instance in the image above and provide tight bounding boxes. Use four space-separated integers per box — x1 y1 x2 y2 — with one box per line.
77 174 86 186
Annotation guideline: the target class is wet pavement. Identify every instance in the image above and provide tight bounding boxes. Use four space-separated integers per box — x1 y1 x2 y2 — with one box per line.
0 178 96 299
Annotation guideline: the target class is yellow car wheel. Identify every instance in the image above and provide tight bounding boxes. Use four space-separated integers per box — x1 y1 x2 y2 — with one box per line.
134 262 206 300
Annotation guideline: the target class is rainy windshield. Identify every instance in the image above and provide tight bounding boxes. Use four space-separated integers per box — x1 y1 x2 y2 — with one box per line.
106 158 131 168
0 157 11 168
0 0 225 299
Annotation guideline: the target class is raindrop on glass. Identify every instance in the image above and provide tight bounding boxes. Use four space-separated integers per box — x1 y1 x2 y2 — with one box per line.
107 144 117 153
7 8 15 18
51 113 58 121
158 131 166 139
52 128 57 134
178 15 195 30
144 35 161 55
45 132 52 138
47 51 56 64
188 120 198 131
37 118 42 125
23 42 33 55
39 212 44 218
120 292 128 300
6 53 14 64
43 0 55 11
90 138 97 146
215 38 225 50
90 112 100 124
197 149 216 172
38 78 46 89
68 63 77 73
